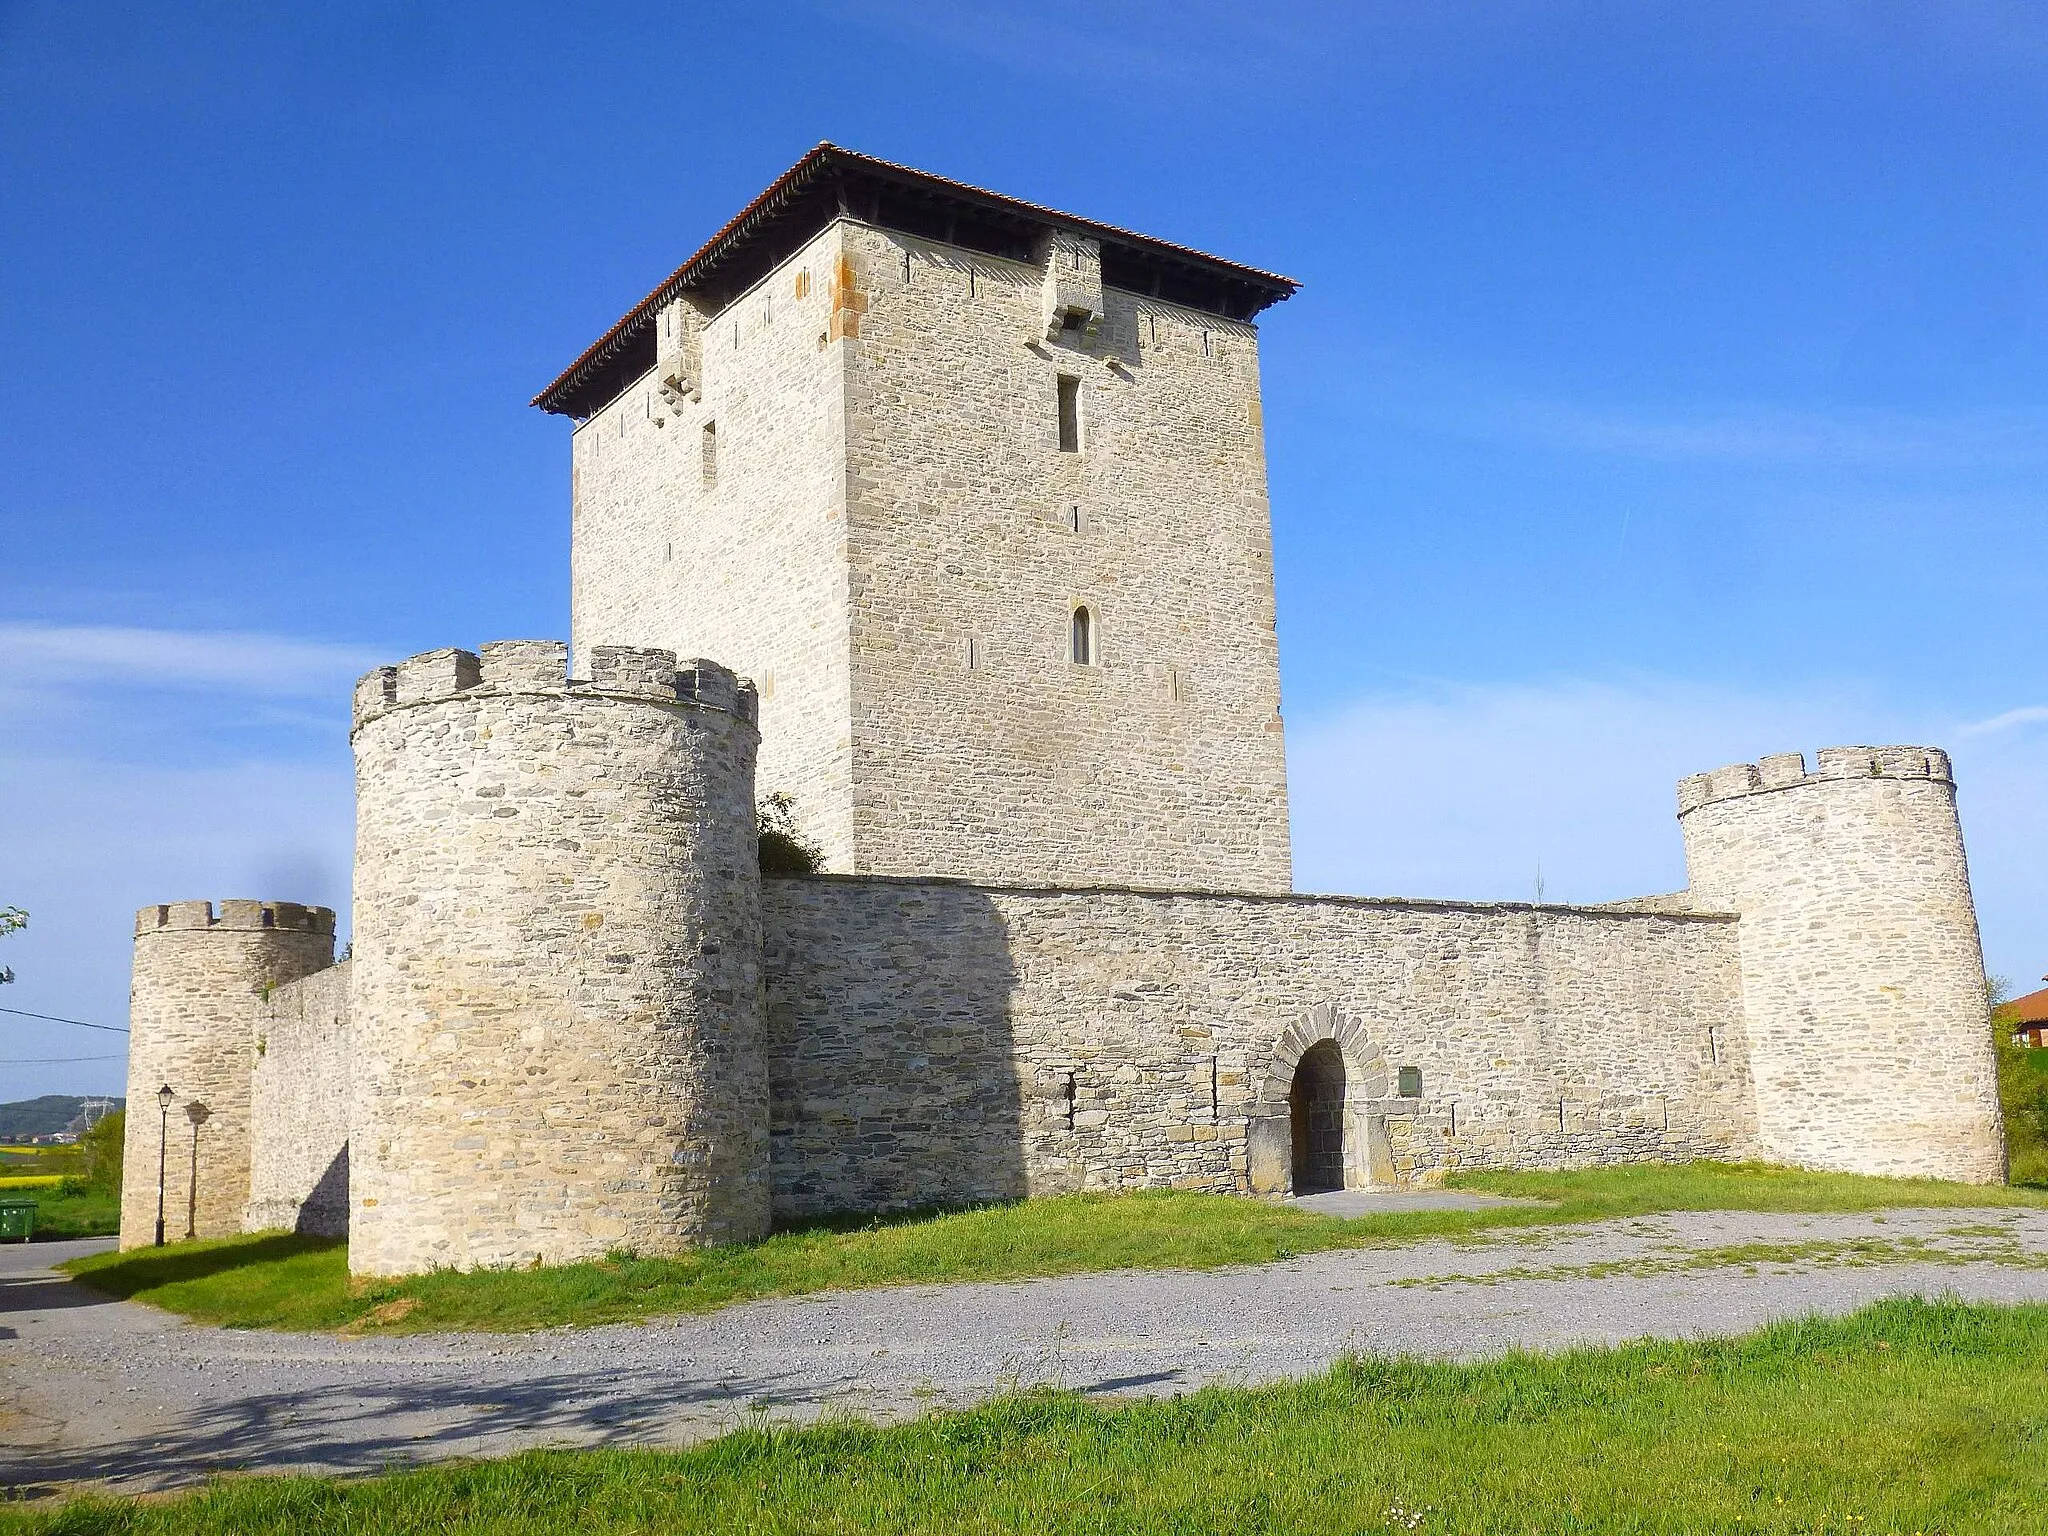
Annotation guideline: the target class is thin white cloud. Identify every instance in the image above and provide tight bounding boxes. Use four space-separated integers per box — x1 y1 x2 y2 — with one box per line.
1959 704 2048 736
1286 674 2046 987
0 623 378 696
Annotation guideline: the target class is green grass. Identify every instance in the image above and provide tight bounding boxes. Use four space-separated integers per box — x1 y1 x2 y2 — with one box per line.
9 1295 2047 1534
60 1161 2048 1336
5 1187 119 1242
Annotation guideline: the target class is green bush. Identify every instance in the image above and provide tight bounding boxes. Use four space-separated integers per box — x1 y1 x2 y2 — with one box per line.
1995 1039 2048 1186
758 792 822 874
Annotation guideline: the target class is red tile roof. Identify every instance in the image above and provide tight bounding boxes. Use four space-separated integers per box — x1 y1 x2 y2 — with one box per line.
533 143 1299 418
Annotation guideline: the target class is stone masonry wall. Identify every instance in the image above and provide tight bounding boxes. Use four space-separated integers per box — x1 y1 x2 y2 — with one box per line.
1680 746 2007 1182
346 640 768 1277
119 901 335 1250
570 222 856 866
837 222 1292 891
246 960 351 1236
762 877 1754 1218
569 214 1292 892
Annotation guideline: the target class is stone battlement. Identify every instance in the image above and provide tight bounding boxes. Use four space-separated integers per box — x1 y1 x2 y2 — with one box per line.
134 900 335 938
1677 745 1953 816
350 640 758 733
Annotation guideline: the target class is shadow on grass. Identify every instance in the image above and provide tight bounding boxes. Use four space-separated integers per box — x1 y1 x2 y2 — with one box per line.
767 1198 1024 1241
67 1234 344 1299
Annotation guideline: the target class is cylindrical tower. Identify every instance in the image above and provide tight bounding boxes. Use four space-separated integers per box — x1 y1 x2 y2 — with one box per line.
347 639 766 1277
119 901 336 1249
1679 745 2006 1183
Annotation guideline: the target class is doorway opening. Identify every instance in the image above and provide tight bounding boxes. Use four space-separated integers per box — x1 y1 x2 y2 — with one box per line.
1288 1040 1347 1194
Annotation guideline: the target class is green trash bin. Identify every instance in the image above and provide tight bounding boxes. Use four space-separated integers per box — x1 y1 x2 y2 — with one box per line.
0 1199 36 1242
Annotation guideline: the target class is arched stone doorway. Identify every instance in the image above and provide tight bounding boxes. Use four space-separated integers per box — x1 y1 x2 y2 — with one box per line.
1288 1040 1348 1194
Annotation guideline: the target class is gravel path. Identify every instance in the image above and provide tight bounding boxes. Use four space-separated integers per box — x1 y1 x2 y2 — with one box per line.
6 1205 2048 1496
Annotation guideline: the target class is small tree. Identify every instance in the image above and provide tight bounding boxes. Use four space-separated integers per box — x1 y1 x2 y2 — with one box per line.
758 793 822 875
80 1108 125 1197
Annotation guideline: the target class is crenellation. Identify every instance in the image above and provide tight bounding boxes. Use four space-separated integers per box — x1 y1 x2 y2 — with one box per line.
395 646 481 706
1681 744 1958 814
479 638 570 685
135 900 334 937
585 643 683 696
352 641 758 737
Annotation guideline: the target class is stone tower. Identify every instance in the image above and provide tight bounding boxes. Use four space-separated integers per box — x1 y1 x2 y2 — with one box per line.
119 900 335 1249
346 640 767 1277
1679 746 2006 1183
542 144 1297 892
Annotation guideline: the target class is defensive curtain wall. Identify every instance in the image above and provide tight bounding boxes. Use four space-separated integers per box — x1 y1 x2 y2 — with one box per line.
120 643 2007 1274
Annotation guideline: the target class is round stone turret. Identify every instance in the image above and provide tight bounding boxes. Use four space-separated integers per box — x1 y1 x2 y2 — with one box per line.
346 640 767 1276
120 900 336 1249
1679 745 2005 1183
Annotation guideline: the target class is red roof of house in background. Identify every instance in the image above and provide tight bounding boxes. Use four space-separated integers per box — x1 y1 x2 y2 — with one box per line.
2004 985 2048 1024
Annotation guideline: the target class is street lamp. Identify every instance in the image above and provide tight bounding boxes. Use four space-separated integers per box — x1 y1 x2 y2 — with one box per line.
183 1101 211 1241
154 1083 174 1247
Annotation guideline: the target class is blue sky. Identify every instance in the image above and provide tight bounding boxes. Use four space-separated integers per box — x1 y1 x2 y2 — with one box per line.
5 2 2046 1099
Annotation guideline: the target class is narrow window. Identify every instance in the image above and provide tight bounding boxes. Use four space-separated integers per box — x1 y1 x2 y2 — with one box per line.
1067 504 1083 534
902 250 912 283
967 267 976 299
1070 606 1093 666
701 421 718 487
1064 1072 1077 1130
1056 375 1080 452
794 269 810 299
963 636 980 672
1208 1056 1220 1119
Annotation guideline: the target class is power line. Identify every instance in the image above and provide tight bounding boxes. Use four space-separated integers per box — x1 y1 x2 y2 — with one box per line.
0 1006 128 1034
0 1055 126 1065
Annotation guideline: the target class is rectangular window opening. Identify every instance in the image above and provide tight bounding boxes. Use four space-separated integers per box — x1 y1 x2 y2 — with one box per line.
701 421 718 487
1068 504 1082 534
1056 375 1080 453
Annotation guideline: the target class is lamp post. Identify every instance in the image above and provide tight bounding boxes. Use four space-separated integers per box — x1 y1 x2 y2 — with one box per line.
183 1101 211 1241
154 1083 174 1247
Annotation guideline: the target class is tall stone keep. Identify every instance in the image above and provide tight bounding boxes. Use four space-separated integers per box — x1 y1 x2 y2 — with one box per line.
543 144 1298 893
347 640 768 1277
1679 746 2006 1183
119 901 335 1249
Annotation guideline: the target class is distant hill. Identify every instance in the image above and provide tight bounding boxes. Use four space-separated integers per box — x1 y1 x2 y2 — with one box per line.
0 1095 124 1141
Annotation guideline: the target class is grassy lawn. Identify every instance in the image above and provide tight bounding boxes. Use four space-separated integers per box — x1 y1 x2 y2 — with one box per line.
8 1295 2046 1534
60 1160 2048 1335
19 1188 119 1241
